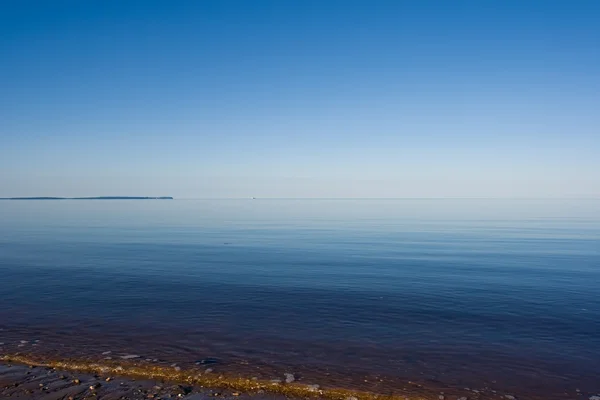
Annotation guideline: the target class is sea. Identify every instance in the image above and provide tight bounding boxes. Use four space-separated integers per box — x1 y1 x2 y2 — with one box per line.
0 199 599 399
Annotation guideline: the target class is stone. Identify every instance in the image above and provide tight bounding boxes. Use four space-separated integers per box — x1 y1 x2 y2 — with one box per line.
284 373 295 383
121 354 140 359
196 358 220 365
589 396 600 400
204 368 213 374
439 396 445 400
505 395 516 400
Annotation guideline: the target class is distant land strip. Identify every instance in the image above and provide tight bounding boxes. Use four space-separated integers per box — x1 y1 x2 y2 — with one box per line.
0 196 174 200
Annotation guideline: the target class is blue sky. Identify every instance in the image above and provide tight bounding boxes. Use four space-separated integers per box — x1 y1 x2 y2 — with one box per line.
1 0 599 198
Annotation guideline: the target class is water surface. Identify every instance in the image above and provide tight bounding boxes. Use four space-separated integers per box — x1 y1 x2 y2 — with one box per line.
1 199 599 398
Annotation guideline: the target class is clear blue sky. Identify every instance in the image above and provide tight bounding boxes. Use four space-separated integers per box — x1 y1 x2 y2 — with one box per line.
1 0 599 198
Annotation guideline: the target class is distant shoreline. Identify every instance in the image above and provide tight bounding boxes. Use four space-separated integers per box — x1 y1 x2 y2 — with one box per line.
0 196 174 200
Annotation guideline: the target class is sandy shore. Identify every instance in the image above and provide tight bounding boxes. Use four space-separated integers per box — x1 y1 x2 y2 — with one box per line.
0 362 291 400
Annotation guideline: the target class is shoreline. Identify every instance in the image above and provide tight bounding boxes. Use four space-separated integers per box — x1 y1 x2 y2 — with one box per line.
0 354 475 400
0 361 285 400
0 336 596 400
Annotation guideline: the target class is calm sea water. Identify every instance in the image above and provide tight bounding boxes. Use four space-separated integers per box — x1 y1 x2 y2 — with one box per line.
1 199 599 398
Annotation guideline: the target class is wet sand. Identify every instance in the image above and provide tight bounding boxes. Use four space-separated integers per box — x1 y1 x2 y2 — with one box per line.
0 362 288 400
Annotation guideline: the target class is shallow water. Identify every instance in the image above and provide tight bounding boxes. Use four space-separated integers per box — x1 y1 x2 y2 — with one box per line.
1 199 599 398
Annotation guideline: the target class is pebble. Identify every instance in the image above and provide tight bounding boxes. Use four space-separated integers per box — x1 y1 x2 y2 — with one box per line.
284 373 295 383
196 357 220 365
589 396 600 400
121 354 141 359
204 368 213 374
505 395 516 400
174 366 181 372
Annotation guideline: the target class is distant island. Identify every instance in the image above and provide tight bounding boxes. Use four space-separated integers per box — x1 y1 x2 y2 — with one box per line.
0 196 174 200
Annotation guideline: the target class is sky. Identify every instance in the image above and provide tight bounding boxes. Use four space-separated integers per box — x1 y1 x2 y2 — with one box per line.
1 0 599 198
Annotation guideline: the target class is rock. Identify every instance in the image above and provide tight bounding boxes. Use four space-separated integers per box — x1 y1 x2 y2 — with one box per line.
284 373 295 383
102 351 111 355
204 368 213 374
306 384 320 391
121 354 140 359
589 396 600 400
458 397 468 400
270 379 282 384
505 396 516 400
174 366 181 372
439 396 445 400
347 397 359 400
196 357 220 365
